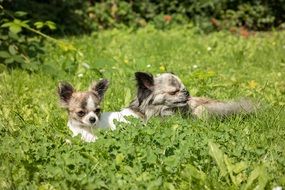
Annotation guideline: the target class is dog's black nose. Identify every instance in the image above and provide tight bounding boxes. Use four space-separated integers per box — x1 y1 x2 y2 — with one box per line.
89 117 96 124
186 91 190 97
184 89 190 97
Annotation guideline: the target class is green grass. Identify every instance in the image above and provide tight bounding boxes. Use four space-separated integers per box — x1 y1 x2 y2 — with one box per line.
0 27 285 189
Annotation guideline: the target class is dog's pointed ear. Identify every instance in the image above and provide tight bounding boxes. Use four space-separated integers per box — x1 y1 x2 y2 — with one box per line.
58 82 74 107
135 72 154 105
135 72 154 90
90 79 109 100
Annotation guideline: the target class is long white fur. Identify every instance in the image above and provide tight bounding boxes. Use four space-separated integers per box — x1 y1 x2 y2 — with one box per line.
97 108 139 130
67 108 139 142
86 95 96 110
68 120 98 142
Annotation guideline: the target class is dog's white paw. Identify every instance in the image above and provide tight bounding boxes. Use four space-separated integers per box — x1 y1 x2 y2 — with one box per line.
65 139 72 145
82 133 97 142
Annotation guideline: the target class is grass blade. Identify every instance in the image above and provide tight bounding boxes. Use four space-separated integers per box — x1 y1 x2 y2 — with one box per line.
208 141 227 177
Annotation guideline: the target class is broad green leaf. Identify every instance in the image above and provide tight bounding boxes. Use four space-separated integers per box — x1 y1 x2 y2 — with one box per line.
0 34 8 40
4 57 14 64
81 152 99 164
58 41 76 52
147 150 157 164
8 45 17 55
14 11 27 17
224 155 236 185
46 21 56 30
13 55 25 64
233 161 248 174
183 164 206 181
164 182 175 190
19 20 29 28
13 19 22 25
164 155 178 167
255 166 268 190
34 21 44 29
236 173 247 186
136 172 151 181
38 183 55 190
8 32 20 40
9 24 22 34
1 22 13 28
208 141 227 176
244 167 260 189
115 153 124 165
244 165 268 190
0 51 10 58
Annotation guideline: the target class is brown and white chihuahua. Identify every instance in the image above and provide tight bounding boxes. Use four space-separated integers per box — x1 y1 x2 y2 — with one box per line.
128 72 190 120
58 79 109 142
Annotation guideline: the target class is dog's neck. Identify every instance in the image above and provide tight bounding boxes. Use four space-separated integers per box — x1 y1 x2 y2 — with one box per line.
127 103 146 120
128 98 174 120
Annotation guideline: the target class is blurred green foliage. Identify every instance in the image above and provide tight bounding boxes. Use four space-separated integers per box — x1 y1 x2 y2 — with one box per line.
0 5 80 72
2 0 285 34
1 0 285 72
0 7 45 72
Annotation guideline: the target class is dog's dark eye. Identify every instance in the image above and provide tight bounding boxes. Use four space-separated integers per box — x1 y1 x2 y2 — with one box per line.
169 90 179 95
77 111 85 117
94 108 101 114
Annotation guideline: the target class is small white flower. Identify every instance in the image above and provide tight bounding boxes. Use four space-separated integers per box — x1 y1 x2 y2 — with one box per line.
272 186 282 190
193 65 198 69
78 73 83 78
147 64 151 68
207 47 212 51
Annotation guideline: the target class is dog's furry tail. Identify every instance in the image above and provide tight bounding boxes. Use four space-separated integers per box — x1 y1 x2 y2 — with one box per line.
189 97 258 119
